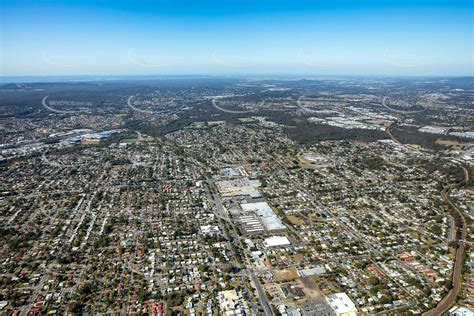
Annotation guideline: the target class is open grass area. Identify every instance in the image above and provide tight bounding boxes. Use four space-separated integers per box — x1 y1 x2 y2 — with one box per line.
435 139 464 150
121 138 138 144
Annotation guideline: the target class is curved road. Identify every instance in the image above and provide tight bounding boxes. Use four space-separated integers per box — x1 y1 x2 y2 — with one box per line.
42 95 79 114
127 95 155 114
381 96 423 114
423 166 469 316
211 97 258 114
385 122 401 144
296 95 317 114
386 123 469 315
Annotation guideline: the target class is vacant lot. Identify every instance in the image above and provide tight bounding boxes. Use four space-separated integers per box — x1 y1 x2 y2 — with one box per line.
435 139 464 150
274 268 299 282
287 215 305 225
299 277 323 299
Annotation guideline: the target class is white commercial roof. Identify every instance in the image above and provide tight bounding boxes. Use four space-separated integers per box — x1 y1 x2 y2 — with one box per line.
298 266 327 277
241 201 286 231
448 306 474 316
264 236 291 247
326 292 358 316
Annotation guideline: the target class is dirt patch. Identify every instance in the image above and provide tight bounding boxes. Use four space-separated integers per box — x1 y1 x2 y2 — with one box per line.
290 253 304 264
299 277 323 299
287 215 305 225
274 268 299 282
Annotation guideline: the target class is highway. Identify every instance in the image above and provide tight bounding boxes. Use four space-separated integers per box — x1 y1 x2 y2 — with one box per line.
296 95 315 113
211 97 254 114
385 122 402 144
381 96 423 114
127 95 155 114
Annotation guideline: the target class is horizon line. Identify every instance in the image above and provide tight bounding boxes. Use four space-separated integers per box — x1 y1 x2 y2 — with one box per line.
2 73 473 80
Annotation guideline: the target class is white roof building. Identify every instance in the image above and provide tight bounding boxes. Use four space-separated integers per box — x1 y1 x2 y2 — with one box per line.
263 236 291 248
241 201 286 231
326 292 358 316
200 225 220 235
448 306 474 316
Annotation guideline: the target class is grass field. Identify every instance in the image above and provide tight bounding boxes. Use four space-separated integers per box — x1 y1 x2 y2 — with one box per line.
121 138 137 144
435 139 464 150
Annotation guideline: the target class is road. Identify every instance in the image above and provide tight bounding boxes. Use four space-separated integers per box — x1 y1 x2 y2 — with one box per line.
423 166 469 316
296 95 316 113
386 122 470 315
204 179 273 316
211 97 254 114
127 95 155 114
385 122 402 144
247 269 273 316
381 96 422 114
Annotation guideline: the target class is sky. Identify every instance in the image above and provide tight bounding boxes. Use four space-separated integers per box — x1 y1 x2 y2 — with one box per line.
0 0 472 76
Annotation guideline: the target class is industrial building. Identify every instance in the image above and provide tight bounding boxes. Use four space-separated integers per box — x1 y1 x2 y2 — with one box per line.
240 201 286 232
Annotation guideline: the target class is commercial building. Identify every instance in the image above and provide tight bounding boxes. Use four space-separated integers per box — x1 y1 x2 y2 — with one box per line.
298 266 327 277
326 293 358 316
301 299 336 316
240 201 286 232
216 178 261 198
235 214 265 235
263 236 291 248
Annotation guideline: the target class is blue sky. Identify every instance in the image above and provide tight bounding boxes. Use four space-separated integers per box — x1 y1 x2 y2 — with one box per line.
1 0 472 76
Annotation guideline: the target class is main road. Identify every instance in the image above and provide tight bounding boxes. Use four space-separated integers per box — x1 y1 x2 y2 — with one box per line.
386 121 470 315
423 166 469 316
204 178 273 316
381 96 423 114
